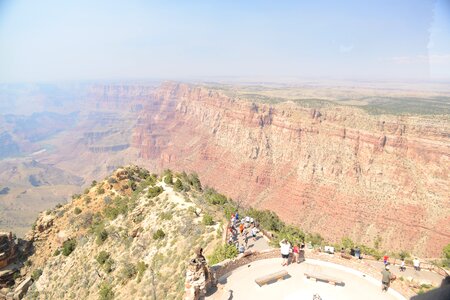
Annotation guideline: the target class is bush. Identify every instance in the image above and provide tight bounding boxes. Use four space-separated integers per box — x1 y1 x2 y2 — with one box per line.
96 251 110 265
96 229 108 245
74 207 82 215
62 239 77 256
148 186 163 198
173 179 183 192
202 214 214 226
120 262 137 280
443 244 450 260
53 249 61 256
272 225 305 246
31 269 43 281
188 173 202 191
84 188 90 194
341 237 354 250
153 229 165 240
136 261 147 283
204 188 227 205
103 259 114 273
107 177 117 184
98 282 114 300
91 180 97 187
164 173 173 185
159 212 173 221
208 244 238 265
97 187 105 195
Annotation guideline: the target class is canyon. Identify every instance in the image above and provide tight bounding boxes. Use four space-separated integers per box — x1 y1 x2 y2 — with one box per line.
0 81 449 257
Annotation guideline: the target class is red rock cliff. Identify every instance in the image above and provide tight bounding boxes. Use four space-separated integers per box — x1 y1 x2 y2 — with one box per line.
129 82 450 257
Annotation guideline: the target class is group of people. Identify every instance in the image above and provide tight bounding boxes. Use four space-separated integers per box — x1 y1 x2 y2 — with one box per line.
227 212 260 253
381 255 423 291
383 254 421 273
279 239 306 266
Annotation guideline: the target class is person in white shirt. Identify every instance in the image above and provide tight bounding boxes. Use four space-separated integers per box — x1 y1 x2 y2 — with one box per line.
279 239 291 266
413 258 420 271
400 259 406 272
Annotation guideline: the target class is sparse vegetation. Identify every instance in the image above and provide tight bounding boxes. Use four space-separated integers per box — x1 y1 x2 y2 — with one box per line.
98 282 114 300
208 243 238 265
136 261 147 283
96 251 110 265
120 262 137 282
62 239 77 256
74 207 82 215
202 213 214 226
153 229 166 240
148 186 164 198
31 269 43 281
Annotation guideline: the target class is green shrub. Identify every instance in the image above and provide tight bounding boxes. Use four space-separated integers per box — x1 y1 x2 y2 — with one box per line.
91 180 97 187
96 251 110 265
153 229 165 240
84 188 90 194
202 214 214 226
98 282 114 300
97 187 105 195
74 207 82 215
443 243 450 260
188 173 202 191
120 262 137 280
148 186 163 198
53 249 61 256
159 212 173 221
96 229 108 245
208 244 238 265
399 250 410 260
136 261 147 283
164 173 173 185
103 259 114 273
341 237 354 250
173 179 183 192
62 239 77 256
31 269 43 281
204 188 227 205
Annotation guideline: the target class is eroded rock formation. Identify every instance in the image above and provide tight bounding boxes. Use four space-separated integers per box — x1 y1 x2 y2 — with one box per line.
127 82 449 257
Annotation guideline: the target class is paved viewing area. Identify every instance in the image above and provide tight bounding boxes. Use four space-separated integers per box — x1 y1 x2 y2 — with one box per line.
213 228 447 299
209 258 406 300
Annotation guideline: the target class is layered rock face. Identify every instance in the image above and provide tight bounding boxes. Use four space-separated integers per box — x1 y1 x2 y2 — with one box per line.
129 83 449 257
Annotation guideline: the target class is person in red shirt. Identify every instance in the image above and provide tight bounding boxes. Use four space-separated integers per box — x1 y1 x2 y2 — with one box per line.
293 244 300 264
383 255 389 265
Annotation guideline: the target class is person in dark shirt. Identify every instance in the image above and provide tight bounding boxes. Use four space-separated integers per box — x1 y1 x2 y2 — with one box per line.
381 265 394 291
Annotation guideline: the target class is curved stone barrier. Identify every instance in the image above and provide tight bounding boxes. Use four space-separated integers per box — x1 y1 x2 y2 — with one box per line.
211 248 279 280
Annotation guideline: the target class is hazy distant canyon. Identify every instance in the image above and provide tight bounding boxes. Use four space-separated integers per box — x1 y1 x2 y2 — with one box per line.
0 81 449 257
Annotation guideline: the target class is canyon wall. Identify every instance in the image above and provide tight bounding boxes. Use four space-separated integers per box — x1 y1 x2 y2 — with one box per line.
129 82 450 257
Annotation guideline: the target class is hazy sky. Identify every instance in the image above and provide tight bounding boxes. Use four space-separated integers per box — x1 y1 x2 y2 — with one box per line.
0 0 449 83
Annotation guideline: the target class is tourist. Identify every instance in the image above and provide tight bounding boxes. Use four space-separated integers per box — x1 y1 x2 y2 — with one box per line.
293 244 300 264
280 239 291 266
238 244 245 253
235 211 239 220
400 259 406 272
413 258 420 271
299 243 305 263
239 223 244 236
383 254 389 265
381 265 394 292
251 226 259 241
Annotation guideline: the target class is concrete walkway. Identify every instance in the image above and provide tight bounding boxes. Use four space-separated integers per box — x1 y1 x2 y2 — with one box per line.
209 258 406 300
